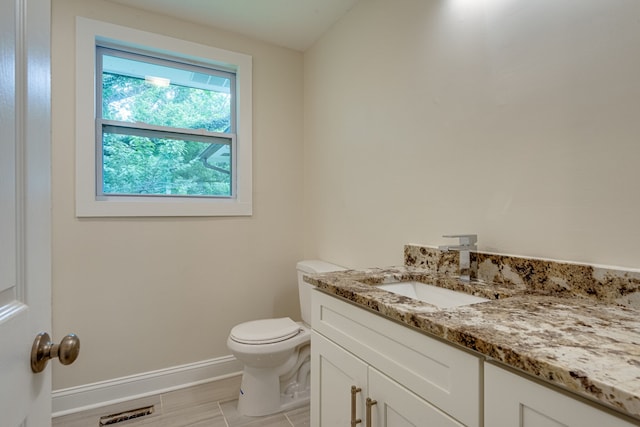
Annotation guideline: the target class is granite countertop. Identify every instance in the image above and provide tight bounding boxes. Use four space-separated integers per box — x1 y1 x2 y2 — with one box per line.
305 265 640 421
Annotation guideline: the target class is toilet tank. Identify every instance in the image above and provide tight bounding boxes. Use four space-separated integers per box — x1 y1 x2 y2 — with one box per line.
296 260 346 325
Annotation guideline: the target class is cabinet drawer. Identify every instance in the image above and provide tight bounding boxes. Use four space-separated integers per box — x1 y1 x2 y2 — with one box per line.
485 363 639 427
312 290 481 427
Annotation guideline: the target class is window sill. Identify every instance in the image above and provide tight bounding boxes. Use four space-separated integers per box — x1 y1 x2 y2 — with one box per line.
76 197 252 217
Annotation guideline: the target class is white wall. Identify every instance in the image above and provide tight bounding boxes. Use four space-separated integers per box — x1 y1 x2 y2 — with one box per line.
52 0 640 394
52 0 304 390
304 0 640 270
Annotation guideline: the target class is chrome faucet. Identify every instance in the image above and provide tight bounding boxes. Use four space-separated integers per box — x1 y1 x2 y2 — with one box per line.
438 234 477 282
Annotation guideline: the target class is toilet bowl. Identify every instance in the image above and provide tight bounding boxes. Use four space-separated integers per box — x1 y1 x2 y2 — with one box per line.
227 260 346 417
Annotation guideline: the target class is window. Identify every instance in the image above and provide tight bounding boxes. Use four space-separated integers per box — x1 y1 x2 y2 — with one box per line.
76 18 252 216
98 47 236 198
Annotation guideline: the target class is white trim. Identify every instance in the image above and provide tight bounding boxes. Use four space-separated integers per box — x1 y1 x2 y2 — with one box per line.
51 356 243 418
75 17 253 217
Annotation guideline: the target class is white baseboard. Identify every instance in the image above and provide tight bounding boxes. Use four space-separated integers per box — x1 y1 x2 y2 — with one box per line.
52 355 243 418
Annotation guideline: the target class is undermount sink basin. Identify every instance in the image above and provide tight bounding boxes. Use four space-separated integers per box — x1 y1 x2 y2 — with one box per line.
376 281 489 309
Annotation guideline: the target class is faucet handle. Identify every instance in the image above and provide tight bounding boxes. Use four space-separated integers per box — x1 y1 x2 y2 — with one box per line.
442 234 477 246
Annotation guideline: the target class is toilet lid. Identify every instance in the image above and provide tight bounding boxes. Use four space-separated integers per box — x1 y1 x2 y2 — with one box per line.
230 317 301 344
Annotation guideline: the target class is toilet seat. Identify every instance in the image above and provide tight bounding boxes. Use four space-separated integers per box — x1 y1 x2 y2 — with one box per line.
230 317 301 345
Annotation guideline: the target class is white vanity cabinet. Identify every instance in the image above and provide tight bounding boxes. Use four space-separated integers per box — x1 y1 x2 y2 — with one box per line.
312 332 466 427
485 363 639 427
311 290 481 427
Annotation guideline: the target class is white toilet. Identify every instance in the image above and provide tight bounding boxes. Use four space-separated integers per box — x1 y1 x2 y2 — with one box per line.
227 260 346 417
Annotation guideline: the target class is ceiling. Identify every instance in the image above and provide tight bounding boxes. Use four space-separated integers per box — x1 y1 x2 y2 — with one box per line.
107 0 360 52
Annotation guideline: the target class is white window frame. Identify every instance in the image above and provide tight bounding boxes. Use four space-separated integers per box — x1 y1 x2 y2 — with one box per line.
75 17 252 217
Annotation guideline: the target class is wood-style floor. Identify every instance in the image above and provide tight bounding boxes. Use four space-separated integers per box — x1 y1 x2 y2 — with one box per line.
52 375 310 427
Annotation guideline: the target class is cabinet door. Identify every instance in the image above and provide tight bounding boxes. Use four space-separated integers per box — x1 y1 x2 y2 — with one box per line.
311 331 368 427
368 368 466 427
485 364 638 427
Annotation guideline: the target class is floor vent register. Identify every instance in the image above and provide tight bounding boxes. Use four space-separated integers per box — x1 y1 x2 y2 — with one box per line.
98 405 155 425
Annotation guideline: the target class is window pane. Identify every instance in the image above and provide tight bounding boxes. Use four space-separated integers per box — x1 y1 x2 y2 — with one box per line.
101 53 232 132
102 132 231 197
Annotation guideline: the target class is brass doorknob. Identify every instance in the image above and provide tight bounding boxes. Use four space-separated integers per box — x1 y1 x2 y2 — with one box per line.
31 332 80 373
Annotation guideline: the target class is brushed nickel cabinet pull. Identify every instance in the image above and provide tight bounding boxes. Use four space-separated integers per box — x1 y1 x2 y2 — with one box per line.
351 385 362 426
366 397 377 427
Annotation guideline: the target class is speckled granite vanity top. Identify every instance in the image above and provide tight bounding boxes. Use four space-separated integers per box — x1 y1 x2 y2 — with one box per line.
305 246 640 421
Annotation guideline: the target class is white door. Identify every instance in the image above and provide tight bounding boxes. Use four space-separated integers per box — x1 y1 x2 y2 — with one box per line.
0 0 52 425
